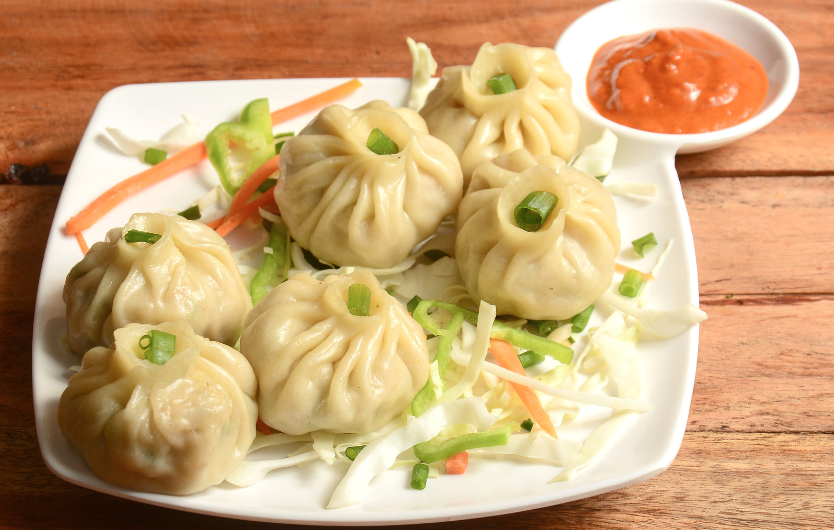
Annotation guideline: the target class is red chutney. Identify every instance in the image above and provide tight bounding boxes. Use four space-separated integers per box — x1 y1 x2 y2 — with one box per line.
587 28 769 134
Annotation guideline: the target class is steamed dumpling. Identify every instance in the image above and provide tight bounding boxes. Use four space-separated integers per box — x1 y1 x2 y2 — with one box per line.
58 320 258 495
63 213 252 354
240 269 429 435
275 100 463 268
420 42 580 185
456 149 620 320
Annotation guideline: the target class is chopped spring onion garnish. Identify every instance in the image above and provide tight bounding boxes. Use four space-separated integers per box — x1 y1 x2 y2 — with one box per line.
345 446 365 461
514 191 558 232
571 304 594 333
487 73 517 95
124 229 161 245
530 320 559 337
250 219 291 305
518 350 546 368
177 204 201 221
411 311 465 416
632 232 658 257
413 424 513 464
407 295 423 314
366 128 399 155
521 418 534 432
411 463 429 490
143 147 168 165
347 284 371 316
274 131 294 154
619 269 645 298
138 330 176 365
412 299 574 365
257 178 277 194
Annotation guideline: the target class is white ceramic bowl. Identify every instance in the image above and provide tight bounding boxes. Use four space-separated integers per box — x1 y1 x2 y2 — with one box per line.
556 0 799 154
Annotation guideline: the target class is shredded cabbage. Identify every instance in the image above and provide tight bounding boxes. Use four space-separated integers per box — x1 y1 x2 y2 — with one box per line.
105 115 198 158
393 256 465 303
327 398 498 509
226 451 320 487
599 291 707 338
475 431 581 465
571 129 617 178
406 38 438 112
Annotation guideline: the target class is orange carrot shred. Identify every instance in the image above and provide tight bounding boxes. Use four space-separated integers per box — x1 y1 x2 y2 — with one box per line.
615 263 654 281
65 79 363 236
215 191 277 237
445 452 468 475
65 142 208 235
256 417 272 435
488 339 559 440
75 232 89 254
270 78 363 126
229 154 280 216
204 217 225 230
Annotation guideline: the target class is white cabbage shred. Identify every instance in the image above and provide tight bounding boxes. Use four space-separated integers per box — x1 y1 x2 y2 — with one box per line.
571 128 617 178
105 115 198 158
406 38 438 112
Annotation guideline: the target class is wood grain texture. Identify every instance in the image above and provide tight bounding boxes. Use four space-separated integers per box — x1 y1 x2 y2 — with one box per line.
2 0 833 526
1 0 832 177
683 176 834 295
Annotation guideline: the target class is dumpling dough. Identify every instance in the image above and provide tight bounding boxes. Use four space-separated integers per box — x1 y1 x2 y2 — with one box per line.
275 100 463 269
456 149 620 320
63 213 252 354
58 320 258 495
420 42 580 185
240 269 429 435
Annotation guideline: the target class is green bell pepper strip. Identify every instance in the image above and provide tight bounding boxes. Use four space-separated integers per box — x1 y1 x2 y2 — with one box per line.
411 300 574 365
249 218 291 305
411 311 465 416
205 98 275 196
413 423 513 464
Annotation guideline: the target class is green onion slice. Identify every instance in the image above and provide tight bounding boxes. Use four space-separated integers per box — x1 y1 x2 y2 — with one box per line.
632 232 658 257
414 424 512 464
347 284 371 317
411 299 574 365
518 351 545 368
275 131 294 154
520 418 534 432
177 205 201 221
530 320 559 337
411 463 429 490
143 148 168 165
345 445 365 461
139 330 176 365
487 73 518 95
571 304 594 334
124 229 162 245
619 269 645 298
366 128 399 155
407 295 423 314
514 191 558 232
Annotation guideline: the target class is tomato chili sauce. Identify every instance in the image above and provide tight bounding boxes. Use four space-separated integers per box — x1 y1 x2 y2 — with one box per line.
587 28 769 134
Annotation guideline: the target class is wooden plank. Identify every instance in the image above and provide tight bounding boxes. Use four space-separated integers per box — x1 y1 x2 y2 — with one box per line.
694 295 834 433
1 0 832 176
683 176 834 295
1 428 830 528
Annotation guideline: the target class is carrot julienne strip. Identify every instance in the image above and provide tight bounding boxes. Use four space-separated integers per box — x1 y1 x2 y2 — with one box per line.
615 262 654 281
270 78 363 126
215 191 276 237
256 417 272 435
65 78 362 236
488 339 559 440
229 154 280 216
75 232 89 254
65 142 207 235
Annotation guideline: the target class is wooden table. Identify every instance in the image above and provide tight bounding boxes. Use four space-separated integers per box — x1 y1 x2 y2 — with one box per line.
2 0 832 527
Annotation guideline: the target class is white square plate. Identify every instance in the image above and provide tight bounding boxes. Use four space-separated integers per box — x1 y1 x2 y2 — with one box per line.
33 77 700 525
